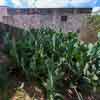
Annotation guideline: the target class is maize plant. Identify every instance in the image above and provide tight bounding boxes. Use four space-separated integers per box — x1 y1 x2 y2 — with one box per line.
2 28 100 100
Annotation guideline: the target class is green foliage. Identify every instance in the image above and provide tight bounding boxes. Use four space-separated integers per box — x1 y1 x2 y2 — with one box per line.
0 64 9 93
87 15 100 32
2 28 100 100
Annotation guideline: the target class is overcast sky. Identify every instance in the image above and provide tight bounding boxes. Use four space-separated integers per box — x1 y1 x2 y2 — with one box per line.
0 0 100 12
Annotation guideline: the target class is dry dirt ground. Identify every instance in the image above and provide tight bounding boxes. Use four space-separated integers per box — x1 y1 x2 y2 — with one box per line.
0 78 45 100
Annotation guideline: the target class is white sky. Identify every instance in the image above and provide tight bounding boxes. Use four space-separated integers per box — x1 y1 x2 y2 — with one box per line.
10 0 97 8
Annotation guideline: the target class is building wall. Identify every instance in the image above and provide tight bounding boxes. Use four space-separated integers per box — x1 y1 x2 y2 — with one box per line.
0 7 97 42
0 6 8 22
0 7 90 33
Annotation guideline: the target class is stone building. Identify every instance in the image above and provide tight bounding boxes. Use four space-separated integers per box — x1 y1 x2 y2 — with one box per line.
0 6 92 33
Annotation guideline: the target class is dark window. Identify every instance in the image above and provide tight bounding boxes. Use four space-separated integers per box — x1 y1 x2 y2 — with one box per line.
61 16 67 22
76 29 80 33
